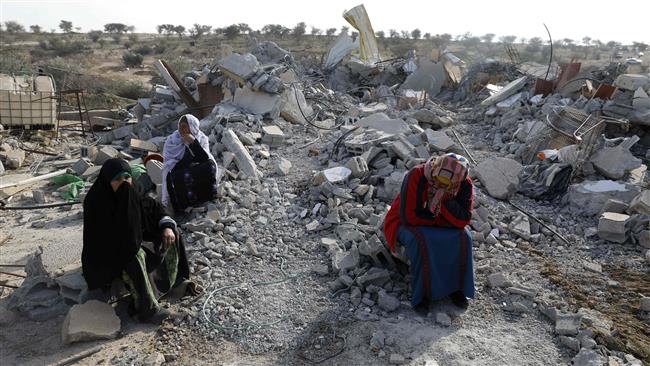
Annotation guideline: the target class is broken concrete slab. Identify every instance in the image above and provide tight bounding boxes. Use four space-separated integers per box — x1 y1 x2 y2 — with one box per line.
633 88 650 111
474 157 523 199
481 76 528 106
62 300 120 344
629 190 650 215
233 87 281 119
222 129 258 180
93 146 119 165
71 158 92 176
280 85 313 124
598 212 630 243
218 53 260 84
345 156 369 178
313 167 352 185
1 148 25 169
400 60 446 97
356 113 410 135
424 129 456 151
568 180 641 216
613 74 650 91
590 137 642 179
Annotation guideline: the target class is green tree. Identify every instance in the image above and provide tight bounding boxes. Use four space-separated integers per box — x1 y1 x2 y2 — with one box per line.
87 30 103 42
340 26 349 35
104 23 128 34
59 20 73 33
481 33 495 43
389 29 399 39
4 21 25 34
326 28 337 37
582 36 591 46
310 27 322 36
293 22 306 38
30 25 42 33
411 28 421 40
189 24 212 40
376 30 385 39
173 25 185 38
223 24 239 39
499 35 517 44
527 37 543 53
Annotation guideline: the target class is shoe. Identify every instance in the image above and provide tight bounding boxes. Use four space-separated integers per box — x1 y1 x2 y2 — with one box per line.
450 291 469 309
413 300 429 316
141 308 171 325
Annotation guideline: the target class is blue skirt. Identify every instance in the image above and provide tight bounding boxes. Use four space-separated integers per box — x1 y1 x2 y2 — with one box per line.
397 226 475 307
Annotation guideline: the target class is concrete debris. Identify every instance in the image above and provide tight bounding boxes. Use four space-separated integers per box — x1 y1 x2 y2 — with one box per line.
377 290 400 312
218 53 259 84
629 190 650 215
261 125 285 147
146 160 164 185
613 74 650 91
481 76 528 106
274 157 292 176
598 212 630 243
590 136 641 179
474 157 523 199
62 300 120 344
281 85 313 124
221 129 258 180
424 129 456 151
568 180 641 216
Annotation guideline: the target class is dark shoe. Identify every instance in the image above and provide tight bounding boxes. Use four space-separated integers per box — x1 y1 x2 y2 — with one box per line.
450 291 469 309
413 300 429 316
140 308 171 325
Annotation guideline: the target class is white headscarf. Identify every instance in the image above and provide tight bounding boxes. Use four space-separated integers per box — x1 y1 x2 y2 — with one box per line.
161 114 218 207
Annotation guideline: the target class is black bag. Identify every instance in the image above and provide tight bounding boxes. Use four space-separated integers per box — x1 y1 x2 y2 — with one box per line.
518 161 573 201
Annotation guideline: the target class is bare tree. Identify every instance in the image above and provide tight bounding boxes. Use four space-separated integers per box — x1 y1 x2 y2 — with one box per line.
4 21 25 34
481 33 495 43
499 35 517 44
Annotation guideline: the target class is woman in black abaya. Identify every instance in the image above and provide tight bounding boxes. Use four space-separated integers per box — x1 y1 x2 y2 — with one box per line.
82 158 196 323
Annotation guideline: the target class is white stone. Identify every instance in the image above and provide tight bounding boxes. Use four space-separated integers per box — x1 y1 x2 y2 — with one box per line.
218 53 259 83
274 158 292 176
280 85 313 124
221 129 258 180
313 167 352 185
590 145 641 180
474 157 523 199
613 74 650 91
233 87 281 119
62 300 120 344
481 76 527 106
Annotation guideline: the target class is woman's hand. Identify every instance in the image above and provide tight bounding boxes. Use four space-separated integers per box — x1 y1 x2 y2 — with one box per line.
162 228 176 250
181 133 195 145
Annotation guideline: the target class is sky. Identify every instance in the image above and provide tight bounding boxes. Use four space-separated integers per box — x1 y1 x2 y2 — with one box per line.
1 0 648 45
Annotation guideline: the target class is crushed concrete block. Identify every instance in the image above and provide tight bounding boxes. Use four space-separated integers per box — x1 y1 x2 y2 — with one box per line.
359 235 396 269
424 129 455 151
274 158 292 176
599 199 629 215
377 290 400 312
508 214 531 239
218 53 260 84
571 348 606 366
598 212 630 243
356 267 391 288
487 272 512 288
233 87 281 119
55 269 88 304
357 113 411 135
146 160 164 185
590 138 642 179
474 157 523 200
62 300 120 344
71 158 92 176
629 190 650 215
638 230 650 249
32 190 46 204
633 88 650 111
345 156 369 178
281 85 313 124
568 180 641 216
613 74 650 91
130 138 159 152
555 313 581 335
1 148 25 169
435 312 452 327
221 129 258 180
313 167 352 185
111 124 134 140
389 137 415 160
261 125 285 147
331 247 359 272
93 146 119 165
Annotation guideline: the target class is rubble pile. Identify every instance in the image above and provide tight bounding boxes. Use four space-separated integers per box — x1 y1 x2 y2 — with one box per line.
1 9 650 364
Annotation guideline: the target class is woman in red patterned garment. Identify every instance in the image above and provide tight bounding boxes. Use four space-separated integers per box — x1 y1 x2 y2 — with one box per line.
383 153 475 311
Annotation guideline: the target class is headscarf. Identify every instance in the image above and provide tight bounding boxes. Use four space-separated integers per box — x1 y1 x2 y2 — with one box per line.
161 114 218 207
423 153 469 215
82 158 143 289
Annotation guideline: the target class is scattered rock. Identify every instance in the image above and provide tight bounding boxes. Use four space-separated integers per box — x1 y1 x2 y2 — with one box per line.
62 300 120 344
474 157 523 199
377 290 400 312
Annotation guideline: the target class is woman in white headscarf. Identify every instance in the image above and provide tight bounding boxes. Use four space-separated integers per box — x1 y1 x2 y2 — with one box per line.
162 114 219 210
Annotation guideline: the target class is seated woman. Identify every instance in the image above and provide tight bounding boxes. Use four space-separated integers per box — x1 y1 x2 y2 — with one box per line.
383 153 475 311
83 158 197 323
162 114 219 211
